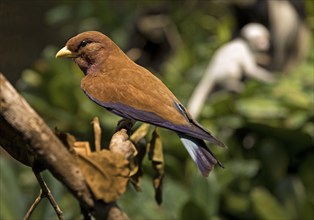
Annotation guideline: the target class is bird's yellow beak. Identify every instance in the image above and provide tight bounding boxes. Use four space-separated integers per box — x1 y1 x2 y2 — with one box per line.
55 46 77 58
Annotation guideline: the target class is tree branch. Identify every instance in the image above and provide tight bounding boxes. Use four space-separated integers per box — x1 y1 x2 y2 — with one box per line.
0 73 129 219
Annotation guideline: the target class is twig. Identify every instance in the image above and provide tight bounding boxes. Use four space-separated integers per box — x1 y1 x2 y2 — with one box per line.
23 190 42 220
36 172 64 219
23 171 64 220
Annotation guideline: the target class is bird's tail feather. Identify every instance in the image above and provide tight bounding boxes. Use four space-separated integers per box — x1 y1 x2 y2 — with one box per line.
178 133 223 177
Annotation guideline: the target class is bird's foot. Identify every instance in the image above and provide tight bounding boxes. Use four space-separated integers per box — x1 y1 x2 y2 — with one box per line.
115 119 135 134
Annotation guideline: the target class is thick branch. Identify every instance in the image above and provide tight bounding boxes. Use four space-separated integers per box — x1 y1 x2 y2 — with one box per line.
0 73 93 207
0 73 128 219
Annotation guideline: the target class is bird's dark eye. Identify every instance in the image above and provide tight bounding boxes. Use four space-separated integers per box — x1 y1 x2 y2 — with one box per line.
78 40 89 49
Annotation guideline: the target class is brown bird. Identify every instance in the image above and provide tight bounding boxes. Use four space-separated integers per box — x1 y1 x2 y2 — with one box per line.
56 31 224 177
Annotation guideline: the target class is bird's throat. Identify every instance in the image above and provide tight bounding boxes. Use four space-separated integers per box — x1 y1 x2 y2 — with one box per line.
75 56 95 75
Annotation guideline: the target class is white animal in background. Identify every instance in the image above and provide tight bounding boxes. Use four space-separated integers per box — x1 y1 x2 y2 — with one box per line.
187 23 274 119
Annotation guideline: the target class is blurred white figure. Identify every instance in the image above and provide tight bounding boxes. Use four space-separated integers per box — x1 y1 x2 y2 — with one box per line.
187 23 274 119
268 0 310 72
232 0 310 72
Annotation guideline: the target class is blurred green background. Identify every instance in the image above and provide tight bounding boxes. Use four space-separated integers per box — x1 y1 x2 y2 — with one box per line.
0 1 313 219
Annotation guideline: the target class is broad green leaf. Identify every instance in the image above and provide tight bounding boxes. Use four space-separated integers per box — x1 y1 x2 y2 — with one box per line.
251 187 289 220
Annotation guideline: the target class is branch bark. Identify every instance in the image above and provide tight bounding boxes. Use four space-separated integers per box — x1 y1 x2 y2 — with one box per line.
0 73 129 219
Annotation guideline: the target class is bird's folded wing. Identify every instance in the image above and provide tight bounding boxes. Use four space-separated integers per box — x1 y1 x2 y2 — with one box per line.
81 69 223 147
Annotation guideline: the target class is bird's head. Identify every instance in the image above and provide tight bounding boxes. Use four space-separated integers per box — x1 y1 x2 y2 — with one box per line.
56 31 119 74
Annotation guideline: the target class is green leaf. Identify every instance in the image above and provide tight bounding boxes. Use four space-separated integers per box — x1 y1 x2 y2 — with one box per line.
224 191 250 214
236 97 288 119
0 158 26 220
251 187 289 220
180 200 208 220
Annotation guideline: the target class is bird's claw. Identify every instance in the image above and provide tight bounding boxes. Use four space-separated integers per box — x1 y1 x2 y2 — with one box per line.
115 119 135 134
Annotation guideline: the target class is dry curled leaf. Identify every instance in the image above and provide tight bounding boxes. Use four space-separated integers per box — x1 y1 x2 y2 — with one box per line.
75 125 135 203
129 141 146 191
130 123 150 143
73 141 91 156
110 129 137 159
128 124 165 203
55 118 136 203
56 119 164 204
54 130 77 153
129 123 151 191
92 117 102 152
55 130 92 156
148 127 164 205
77 150 130 202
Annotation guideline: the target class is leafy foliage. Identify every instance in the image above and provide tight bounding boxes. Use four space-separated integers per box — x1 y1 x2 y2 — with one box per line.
1 1 313 220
